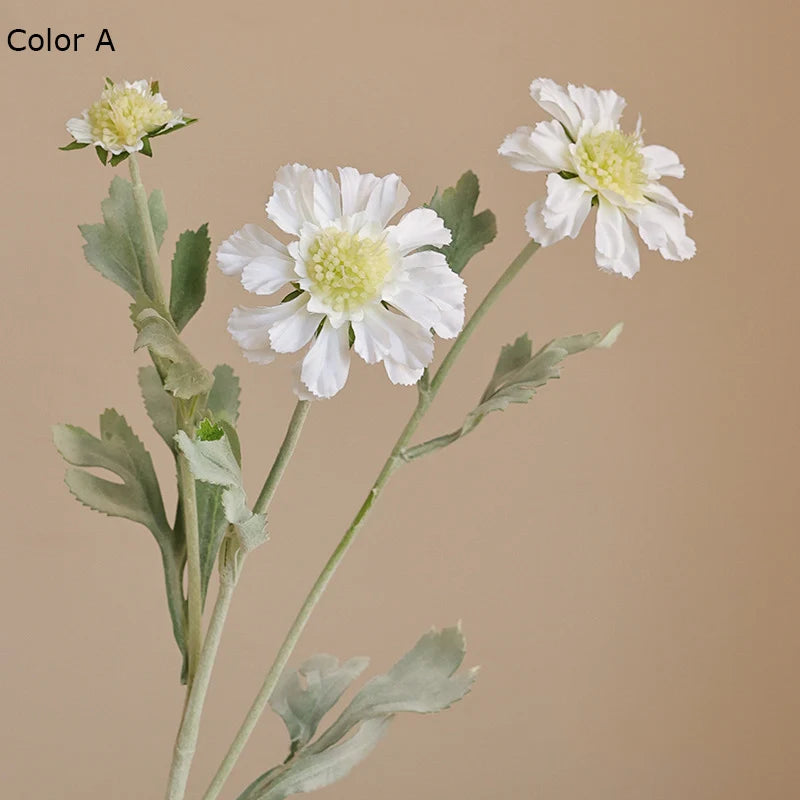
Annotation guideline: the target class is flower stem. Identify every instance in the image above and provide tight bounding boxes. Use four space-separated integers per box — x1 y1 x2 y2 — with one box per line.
201 238 539 800
165 541 241 800
254 400 312 515
128 154 170 317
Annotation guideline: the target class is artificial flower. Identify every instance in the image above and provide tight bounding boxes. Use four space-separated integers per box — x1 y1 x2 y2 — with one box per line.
64 79 191 158
499 78 695 277
219 164 465 399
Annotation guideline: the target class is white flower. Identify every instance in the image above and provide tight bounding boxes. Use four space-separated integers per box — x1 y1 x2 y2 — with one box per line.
66 79 187 155
499 78 695 277
219 164 466 399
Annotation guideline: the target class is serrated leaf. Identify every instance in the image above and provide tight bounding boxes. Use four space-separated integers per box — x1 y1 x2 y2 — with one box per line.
175 431 266 553
403 323 623 459
239 719 390 800
138 366 177 448
169 224 211 332
242 627 475 800
133 307 213 399
79 177 167 300
426 171 497 274
270 655 370 752
53 410 186 668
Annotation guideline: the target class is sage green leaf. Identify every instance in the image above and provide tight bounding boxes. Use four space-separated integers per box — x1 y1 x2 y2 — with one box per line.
241 626 475 800
133 307 213 399
426 171 497 274
52 410 186 668
175 431 267 553
196 482 228 602
311 626 477 753
238 719 390 800
79 177 167 299
138 366 177 448
270 655 371 752
207 364 241 426
402 323 623 460
169 224 211 332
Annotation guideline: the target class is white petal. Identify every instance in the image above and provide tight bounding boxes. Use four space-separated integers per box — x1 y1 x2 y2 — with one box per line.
643 183 692 217
634 203 696 262
541 173 594 241
498 121 571 173
383 358 425 386
352 305 433 371
567 85 626 129
66 116 93 144
300 322 351 398
525 200 561 246
292 362 317 401
594 199 641 278
642 145 685 179
268 299 323 354
366 174 410 227
384 251 465 338
385 208 451 254
529 78 582 138
338 167 380 216
311 168 342 225
266 163 318 235
218 224 294 289
227 306 292 364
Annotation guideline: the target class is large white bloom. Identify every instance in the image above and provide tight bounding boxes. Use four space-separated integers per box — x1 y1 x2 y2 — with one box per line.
66 79 186 155
219 164 466 399
499 78 695 277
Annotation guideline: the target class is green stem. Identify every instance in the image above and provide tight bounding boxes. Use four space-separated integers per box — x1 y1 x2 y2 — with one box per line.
128 154 170 316
254 400 312 515
201 239 539 800
165 541 241 800
177 423 203 686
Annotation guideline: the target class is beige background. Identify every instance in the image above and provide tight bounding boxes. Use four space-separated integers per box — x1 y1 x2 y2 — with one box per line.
1 0 798 798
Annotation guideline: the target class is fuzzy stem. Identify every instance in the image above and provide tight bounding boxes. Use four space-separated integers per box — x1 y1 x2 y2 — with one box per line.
201 239 539 800
164 543 241 800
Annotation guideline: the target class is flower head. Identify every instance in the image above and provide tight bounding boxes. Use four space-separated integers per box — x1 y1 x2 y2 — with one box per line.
499 78 695 277
63 79 194 163
219 164 465 399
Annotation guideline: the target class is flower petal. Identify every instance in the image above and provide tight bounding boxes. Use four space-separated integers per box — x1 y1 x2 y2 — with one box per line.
567 84 626 129
498 120 572 173
352 305 433 372
594 199 641 278
266 164 319 235
66 116 93 144
300 321 351 398
228 306 284 364
525 200 561 246
268 298 323 354
383 251 465 338
634 203 696 261
642 144 685 179
218 224 294 289
385 208 452 254
383 358 425 386
529 78 582 139
541 173 594 241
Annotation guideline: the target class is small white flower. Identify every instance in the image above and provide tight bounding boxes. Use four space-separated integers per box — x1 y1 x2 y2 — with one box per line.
499 78 695 277
66 79 187 155
219 164 466 399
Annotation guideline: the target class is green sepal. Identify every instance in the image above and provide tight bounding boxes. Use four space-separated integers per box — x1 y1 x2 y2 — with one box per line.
426 171 497 275
140 137 153 158
95 145 108 165
150 79 160 94
104 76 114 88
109 151 130 167
59 141 90 151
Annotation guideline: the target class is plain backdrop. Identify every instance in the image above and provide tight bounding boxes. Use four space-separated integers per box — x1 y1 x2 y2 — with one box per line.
1 1 798 798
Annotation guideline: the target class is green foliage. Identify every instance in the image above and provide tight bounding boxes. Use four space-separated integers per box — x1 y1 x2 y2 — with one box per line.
175 431 267 554
59 140 90 151
138 366 177 449
197 418 224 441
426 171 497 274
169 224 211 332
79 177 167 299
52 410 186 668
133 307 214 399
239 627 476 800
207 364 241 427
403 324 623 459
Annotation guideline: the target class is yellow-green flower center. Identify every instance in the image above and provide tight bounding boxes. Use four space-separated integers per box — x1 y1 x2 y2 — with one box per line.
87 85 173 149
574 129 647 202
306 228 393 314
